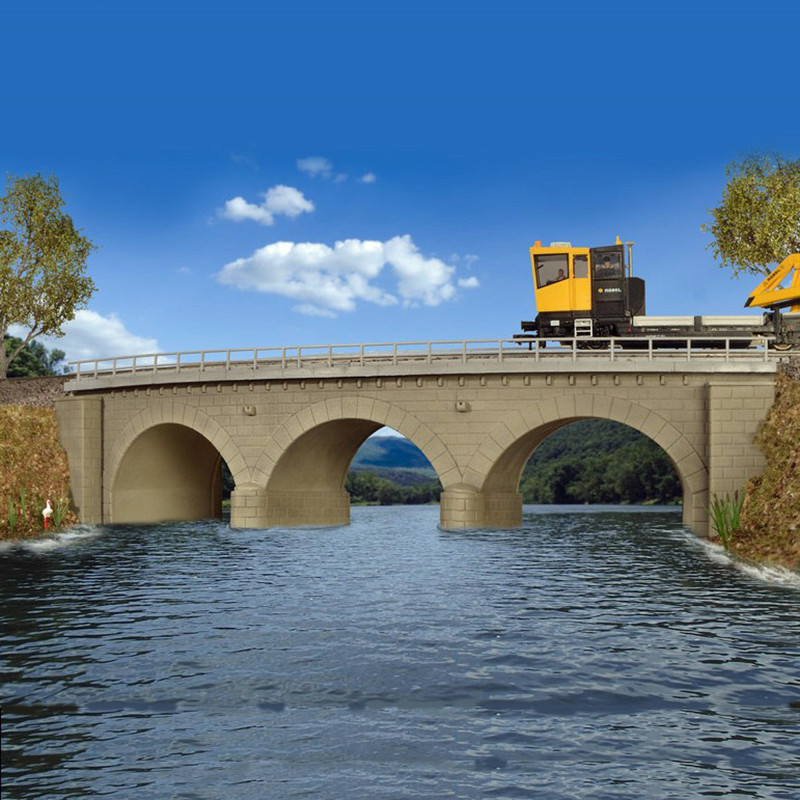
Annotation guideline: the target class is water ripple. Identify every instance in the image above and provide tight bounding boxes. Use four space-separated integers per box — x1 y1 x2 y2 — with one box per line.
2 507 799 799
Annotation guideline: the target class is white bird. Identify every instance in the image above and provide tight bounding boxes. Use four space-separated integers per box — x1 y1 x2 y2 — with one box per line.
42 499 53 530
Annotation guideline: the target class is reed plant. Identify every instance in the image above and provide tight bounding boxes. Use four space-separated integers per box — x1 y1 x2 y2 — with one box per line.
8 498 17 537
52 497 70 530
708 491 744 551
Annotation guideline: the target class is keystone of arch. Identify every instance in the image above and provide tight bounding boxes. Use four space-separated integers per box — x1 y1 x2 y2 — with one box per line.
463 394 708 497
253 397 460 488
105 401 251 491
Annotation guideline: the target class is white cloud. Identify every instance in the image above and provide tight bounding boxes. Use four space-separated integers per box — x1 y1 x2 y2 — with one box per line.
458 276 480 288
219 185 314 226
297 156 349 182
297 156 334 178
292 303 337 318
11 310 160 364
383 235 456 306
359 172 377 184
216 235 478 316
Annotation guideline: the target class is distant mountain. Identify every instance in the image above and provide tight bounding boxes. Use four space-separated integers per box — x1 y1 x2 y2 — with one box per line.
352 436 434 472
349 436 440 504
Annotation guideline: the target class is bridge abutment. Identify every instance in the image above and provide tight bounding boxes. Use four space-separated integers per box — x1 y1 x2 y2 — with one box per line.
55 396 103 525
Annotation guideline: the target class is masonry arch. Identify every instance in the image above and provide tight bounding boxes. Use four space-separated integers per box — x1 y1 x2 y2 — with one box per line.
107 404 248 524
460 395 708 532
246 398 459 528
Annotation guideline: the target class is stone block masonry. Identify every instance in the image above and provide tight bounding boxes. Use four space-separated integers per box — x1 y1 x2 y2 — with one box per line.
56 359 779 536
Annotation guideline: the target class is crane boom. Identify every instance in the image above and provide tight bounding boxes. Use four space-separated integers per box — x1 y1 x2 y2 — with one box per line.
744 254 800 313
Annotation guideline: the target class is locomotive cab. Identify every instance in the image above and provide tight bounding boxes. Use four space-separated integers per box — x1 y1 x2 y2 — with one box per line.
523 238 645 337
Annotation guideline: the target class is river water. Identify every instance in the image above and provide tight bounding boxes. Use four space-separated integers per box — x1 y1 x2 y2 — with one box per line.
1 505 799 800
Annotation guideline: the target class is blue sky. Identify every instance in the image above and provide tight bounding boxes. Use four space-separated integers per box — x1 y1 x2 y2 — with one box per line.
3 3 799 364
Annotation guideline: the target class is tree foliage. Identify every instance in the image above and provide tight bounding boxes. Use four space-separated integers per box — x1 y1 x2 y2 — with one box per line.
702 154 800 277
0 173 96 378
3 335 66 377
346 470 442 505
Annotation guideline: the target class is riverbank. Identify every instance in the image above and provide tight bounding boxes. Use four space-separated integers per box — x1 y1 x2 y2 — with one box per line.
0 378 77 537
731 361 800 570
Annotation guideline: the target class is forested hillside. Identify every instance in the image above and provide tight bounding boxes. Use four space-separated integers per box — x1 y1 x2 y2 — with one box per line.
349 422 681 506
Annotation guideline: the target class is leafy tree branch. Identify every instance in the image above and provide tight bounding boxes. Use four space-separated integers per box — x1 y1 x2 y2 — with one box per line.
702 154 800 277
1 173 96 378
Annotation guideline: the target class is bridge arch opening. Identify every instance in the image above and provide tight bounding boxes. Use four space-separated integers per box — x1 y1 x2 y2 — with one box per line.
258 417 447 527
347 427 441 506
466 412 703 531
517 419 682 506
111 423 231 524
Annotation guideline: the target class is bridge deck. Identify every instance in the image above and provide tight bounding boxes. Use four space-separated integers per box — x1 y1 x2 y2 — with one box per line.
65 337 782 391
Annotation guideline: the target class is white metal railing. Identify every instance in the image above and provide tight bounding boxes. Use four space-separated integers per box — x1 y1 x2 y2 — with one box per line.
65 336 781 381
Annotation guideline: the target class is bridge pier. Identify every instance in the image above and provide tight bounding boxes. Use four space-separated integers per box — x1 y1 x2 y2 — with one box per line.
229 483 269 528
230 485 351 529
440 485 522 530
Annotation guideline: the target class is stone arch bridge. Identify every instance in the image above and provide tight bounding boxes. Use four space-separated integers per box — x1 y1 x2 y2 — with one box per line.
55 340 780 536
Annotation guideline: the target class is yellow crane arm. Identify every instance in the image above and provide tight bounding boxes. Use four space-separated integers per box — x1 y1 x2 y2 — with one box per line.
744 253 800 313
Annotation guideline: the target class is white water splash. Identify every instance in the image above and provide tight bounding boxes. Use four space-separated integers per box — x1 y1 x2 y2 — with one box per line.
0 526 103 553
675 528 800 588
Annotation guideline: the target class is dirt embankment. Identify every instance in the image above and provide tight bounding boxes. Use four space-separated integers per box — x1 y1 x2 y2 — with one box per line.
0 375 70 407
0 377 77 538
733 361 800 570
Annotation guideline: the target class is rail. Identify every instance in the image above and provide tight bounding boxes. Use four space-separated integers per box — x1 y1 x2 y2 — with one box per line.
66 336 781 380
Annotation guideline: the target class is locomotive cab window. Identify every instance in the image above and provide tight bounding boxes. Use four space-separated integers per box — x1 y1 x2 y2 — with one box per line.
535 253 569 287
573 254 588 279
592 251 622 279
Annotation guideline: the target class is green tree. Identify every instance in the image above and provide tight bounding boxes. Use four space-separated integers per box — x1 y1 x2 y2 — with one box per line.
0 173 96 379
702 154 800 277
3 334 66 376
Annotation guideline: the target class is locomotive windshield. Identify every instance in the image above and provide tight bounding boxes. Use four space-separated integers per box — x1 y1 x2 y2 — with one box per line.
534 253 569 287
